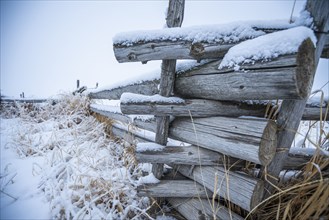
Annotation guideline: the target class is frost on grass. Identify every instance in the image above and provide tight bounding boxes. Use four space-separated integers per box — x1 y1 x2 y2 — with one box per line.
0 94 154 219
219 26 316 70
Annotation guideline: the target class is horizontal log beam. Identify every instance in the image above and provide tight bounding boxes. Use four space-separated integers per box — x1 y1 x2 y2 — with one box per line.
121 97 328 120
168 198 243 220
137 180 212 198
136 144 315 170
174 49 315 101
114 40 234 63
136 145 241 166
93 53 315 102
170 117 277 165
90 106 156 132
177 165 263 211
113 25 305 63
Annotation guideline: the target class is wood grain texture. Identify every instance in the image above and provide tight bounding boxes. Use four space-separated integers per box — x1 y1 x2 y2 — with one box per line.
121 98 266 118
168 198 244 220
177 165 263 211
137 180 212 198
169 116 277 165
136 144 242 166
174 53 314 101
152 0 185 180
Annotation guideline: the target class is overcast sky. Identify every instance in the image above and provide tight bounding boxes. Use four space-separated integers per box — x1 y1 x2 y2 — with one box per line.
1 0 328 98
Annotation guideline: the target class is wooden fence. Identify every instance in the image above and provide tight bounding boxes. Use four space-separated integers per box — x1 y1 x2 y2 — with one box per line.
89 0 328 219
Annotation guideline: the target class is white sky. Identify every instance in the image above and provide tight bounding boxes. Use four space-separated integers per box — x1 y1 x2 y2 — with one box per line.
1 0 328 98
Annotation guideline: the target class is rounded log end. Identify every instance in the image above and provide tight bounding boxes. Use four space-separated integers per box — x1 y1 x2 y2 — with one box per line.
250 179 264 210
259 120 277 166
296 38 316 99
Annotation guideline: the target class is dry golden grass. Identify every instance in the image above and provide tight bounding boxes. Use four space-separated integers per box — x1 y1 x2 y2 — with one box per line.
247 153 329 220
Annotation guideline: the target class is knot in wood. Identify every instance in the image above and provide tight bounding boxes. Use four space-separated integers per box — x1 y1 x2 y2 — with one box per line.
190 43 205 57
128 52 137 61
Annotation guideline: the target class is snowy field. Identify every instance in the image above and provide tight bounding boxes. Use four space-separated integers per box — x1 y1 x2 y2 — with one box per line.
0 94 168 220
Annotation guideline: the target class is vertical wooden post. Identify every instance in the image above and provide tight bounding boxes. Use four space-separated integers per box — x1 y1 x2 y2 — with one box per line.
77 79 80 89
261 0 328 199
152 0 185 179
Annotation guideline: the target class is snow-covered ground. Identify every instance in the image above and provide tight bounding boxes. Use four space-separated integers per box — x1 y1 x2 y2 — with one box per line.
0 95 163 219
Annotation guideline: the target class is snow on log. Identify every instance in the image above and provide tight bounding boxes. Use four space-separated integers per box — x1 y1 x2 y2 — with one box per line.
169 117 277 165
177 165 263 212
89 79 160 100
112 19 309 63
218 27 316 69
168 198 243 220
175 39 315 100
137 180 212 198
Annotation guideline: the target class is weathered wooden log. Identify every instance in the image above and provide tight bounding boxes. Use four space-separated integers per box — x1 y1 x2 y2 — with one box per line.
136 143 321 170
169 116 276 165
90 84 326 119
121 97 328 120
88 79 160 100
175 51 315 101
113 26 327 62
93 53 315 102
136 144 241 166
137 180 212 198
168 198 244 220
114 40 234 63
177 165 263 211
90 105 156 132
113 22 311 64
121 98 266 117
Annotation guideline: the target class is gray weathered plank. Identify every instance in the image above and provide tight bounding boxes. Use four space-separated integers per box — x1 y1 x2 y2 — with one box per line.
169 116 277 165
92 52 315 101
137 180 212 198
168 198 244 220
174 51 315 101
177 165 263 211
